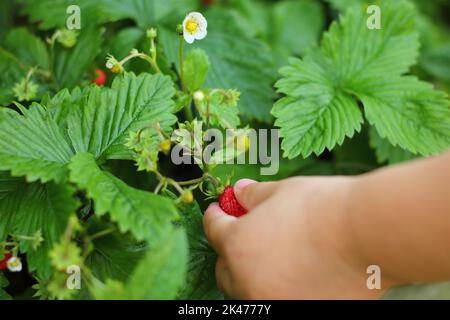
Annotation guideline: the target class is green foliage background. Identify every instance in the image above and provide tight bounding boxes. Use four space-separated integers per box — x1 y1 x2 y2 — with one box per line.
0 0 449 300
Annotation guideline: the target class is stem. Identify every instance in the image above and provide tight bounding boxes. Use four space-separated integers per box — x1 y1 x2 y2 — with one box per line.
48 39 58 90
0 47 26 69
178 37 193 121
179 37 186 91
89 228 116 241
23 68 35 93
204 173 220 187
177 175 206 186
206 99 211 129
167 179 185 194
154 182 164 194
149 38 162 74
120 52 143 65
184 102 194 121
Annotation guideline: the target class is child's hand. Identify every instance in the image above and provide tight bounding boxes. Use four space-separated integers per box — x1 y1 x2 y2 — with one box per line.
203 177 392 299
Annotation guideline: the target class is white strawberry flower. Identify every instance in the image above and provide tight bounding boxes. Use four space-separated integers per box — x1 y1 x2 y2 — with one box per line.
193 90 205 102
182 12 208 44
7 256 22 272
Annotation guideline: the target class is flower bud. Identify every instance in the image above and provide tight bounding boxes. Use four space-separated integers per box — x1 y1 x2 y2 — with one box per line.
147 28 157 39
159 139 172 154
176 24 184 35
180 190 194 204
193 90 205 102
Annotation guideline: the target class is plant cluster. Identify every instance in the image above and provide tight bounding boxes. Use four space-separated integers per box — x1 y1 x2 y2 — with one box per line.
0 0 449 299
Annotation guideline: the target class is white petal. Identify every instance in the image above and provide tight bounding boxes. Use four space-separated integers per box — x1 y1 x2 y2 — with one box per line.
184 33 195 44
189 12 206 22
195 27 207 40
7 257 22 272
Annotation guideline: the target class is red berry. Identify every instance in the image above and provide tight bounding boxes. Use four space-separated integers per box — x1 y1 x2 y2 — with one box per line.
219 186 247 217
93 69 106 86
0 253 12 270
203 0 214 6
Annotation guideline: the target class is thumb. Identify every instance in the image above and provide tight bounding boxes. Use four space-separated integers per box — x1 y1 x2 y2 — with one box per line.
233 179 278 211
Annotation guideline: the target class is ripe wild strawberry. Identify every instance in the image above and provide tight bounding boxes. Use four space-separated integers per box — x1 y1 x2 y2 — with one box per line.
0 253 12 270
93 69 106 86
219 186 247 217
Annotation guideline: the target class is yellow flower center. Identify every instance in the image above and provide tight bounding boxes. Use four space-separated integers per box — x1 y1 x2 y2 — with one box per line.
186 20 199 34
10 261 19 267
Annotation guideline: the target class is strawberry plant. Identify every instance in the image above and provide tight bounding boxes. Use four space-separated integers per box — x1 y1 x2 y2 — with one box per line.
0 0 449 300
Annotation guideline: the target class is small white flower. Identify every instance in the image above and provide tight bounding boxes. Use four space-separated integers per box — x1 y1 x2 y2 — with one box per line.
193 90 205 102
105 61 114 69
7 257 22 272
182 12 208 44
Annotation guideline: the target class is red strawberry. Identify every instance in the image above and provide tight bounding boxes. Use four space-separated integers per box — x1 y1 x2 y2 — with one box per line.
93 69 106 86
0 253 12 270
219 186 247 217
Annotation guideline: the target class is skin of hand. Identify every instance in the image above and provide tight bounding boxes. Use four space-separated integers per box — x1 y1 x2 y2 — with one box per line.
203 177 390 299
203 152 450 299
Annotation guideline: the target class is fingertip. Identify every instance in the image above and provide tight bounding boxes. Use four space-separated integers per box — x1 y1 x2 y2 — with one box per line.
204 202 226 222
234 179 257 194
203 202 236 252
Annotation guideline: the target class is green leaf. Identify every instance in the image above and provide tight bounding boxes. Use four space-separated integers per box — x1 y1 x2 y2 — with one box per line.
92 228 188 300
18 0 103 29
0 1 13 39
78 220 147 299
0 274 11 300
273 85 363 158
100 0 195 29
326 0 364 11
160 9 276 122
3 28 49 69
108 28 145 59
122 228 187 299
86 231 147 282
0 172 79 280
67 73 177 160
207 90 241 129
420 43 450 84
177 201 222 300
0 105 74 183
184 49 210 93
0 73 177 183
369 127 417 164
273 0 450 158
358 76 450 156
0 28 49 104
69 153 178 243
269 0 324 66
384 282 450 300
18 0 195 30
54 27 102 88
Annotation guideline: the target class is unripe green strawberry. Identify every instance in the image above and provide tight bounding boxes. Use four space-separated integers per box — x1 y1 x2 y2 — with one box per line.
181 190 194 204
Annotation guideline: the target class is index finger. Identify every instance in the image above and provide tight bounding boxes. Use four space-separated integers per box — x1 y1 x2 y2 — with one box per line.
203 203 236 253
